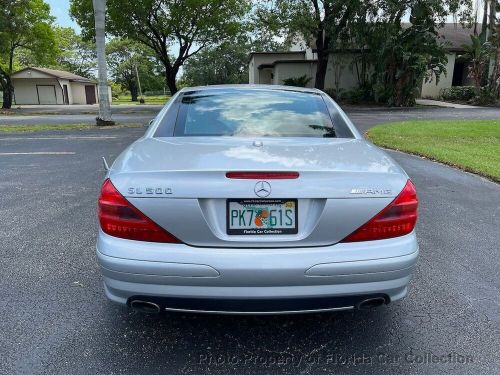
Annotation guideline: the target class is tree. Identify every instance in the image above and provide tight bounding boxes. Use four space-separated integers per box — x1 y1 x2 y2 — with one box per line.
461 1 499 101
0 0 56 109
462 33 492 89
70 0 250 94
254 0 361 90
52 27 96 78
92 0 113 125
488 1 500 98
107 38 164 101
15 26 96 78
181 41 249 86
362 0 473 106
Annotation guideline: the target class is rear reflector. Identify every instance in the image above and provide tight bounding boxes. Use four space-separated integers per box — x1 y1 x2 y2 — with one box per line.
98 179 181 243
340 180 418 242
226 171 299 179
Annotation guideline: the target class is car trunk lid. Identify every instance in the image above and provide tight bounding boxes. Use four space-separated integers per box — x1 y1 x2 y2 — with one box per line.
109 137 408 247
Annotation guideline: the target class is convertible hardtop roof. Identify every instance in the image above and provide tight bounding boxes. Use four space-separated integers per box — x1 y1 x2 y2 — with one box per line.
179 84 323 95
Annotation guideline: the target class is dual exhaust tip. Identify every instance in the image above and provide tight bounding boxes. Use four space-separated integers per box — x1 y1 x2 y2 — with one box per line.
129 300 161 314
128 296 387 314
356 297 386 310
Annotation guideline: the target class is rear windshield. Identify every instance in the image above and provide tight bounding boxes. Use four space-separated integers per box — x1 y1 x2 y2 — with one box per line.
168 89 342 138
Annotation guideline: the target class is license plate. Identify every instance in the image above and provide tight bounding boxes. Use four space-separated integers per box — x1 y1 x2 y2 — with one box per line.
226 199 298 235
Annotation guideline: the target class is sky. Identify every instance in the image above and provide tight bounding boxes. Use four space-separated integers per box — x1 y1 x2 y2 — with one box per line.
46 0 485 37
46 0 80 31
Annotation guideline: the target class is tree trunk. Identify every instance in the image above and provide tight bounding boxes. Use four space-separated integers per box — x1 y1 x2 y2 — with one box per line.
92 0 114 125
314 32 330 90
165 69 178 95
130 82 138 101
481 0 489 38
2 77 13 109
489 0 496 37
1 47 16 109
487 0 497 80
480 0 490 86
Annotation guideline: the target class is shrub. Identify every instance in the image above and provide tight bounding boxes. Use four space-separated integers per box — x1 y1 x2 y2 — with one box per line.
472 86 496 105
282 75 312 87
344 86 374 104
440 86 476 102
323 88 344 101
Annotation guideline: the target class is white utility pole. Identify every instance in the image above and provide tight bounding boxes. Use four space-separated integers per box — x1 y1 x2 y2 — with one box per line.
134 64 143 100
92 0 114 125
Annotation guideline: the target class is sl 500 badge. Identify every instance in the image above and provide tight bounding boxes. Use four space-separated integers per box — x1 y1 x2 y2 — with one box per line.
128 187 172 195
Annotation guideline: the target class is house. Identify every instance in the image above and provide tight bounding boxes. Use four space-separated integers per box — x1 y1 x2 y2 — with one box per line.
10 67 110 105
249 24 476 99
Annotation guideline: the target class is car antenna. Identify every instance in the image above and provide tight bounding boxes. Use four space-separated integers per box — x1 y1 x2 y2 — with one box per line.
102 156 110 171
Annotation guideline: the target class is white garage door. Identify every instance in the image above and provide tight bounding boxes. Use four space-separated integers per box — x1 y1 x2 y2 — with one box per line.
37 85 57 104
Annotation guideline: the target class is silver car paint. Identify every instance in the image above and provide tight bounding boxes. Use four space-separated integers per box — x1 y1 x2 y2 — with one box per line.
97 85 418 313
97 230 418 312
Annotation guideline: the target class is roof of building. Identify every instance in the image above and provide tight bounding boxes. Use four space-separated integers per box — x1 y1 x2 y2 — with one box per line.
249 51 305 57
258 59 318 69
437 23 480 51
180 84 322 94
12 67 94 83
273 23 481 57
249 51 306 62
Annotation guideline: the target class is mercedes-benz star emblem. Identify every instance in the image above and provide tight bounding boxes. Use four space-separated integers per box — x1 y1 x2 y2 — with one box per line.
254 181 271 198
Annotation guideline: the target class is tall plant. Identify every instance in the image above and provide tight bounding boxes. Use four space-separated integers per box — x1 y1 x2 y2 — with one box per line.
462 33 492 90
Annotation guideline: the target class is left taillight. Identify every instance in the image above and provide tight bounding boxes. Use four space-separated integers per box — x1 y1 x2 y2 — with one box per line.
98 179 181 243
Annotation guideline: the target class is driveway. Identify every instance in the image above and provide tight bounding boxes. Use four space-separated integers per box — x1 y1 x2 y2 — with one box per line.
1 105 499 129
0 110 499 374
1 103 163 114
346 106 500 133
0 104 161 126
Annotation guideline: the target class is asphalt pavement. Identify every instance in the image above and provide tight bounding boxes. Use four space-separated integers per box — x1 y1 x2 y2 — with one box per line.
0 108 499 374
1 104 500 130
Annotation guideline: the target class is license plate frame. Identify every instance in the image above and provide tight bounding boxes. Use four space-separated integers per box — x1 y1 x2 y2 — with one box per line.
226 199 298 235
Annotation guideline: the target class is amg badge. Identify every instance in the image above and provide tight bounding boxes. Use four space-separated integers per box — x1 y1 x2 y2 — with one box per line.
350 188 392 195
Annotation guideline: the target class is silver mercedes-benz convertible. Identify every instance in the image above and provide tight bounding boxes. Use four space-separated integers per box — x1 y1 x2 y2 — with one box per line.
97 85 418 314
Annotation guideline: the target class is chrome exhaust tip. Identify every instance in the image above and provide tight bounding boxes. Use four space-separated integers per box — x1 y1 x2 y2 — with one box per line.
130 300 161 314
357 297 386 310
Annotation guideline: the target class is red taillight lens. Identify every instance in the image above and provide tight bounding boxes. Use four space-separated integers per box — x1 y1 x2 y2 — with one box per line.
341 180 418 242
226 171 299 179
98 179 180 243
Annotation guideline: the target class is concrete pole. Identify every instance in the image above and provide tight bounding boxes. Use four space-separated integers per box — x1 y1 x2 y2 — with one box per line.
135 64 143 99
92 0 114 125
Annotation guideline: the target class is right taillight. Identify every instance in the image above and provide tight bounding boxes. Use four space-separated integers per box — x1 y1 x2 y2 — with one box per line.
341 180 418 242
98 179 181 243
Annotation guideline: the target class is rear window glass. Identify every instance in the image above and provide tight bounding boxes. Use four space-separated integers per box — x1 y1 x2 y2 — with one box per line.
171 89 340 138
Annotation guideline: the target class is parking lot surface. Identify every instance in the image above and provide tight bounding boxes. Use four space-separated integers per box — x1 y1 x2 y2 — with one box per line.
0 110 499 374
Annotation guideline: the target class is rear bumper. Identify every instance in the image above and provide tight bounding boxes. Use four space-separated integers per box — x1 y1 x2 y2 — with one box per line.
96 230 418 314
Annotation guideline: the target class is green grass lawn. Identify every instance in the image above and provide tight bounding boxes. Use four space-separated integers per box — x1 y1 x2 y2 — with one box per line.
0 123 145 133
113 95 170 105
366 120 500 182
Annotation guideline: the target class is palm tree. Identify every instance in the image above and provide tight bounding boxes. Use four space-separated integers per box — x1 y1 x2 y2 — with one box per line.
93 0 114 125
462 34 491 90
